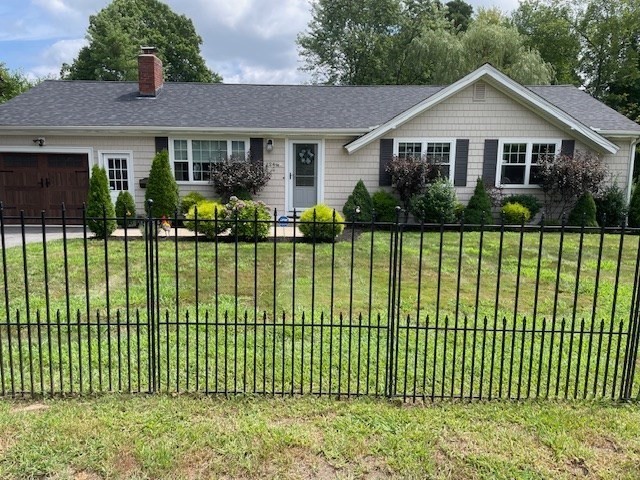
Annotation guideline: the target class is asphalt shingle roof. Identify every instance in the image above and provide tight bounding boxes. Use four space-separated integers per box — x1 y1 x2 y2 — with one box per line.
0 80 638 133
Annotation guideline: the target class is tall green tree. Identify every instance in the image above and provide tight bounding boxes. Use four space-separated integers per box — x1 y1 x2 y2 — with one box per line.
0 63 34 103
445 0 473 31
62 0 220 83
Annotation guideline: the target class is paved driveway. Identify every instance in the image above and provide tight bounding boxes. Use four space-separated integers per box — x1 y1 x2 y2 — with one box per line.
1 225 86 248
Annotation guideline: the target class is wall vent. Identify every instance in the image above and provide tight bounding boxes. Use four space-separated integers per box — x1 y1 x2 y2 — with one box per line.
473 82 486 102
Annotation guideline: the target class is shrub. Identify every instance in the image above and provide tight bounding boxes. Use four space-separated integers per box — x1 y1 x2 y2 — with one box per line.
386 156 434 218
567 192 598 227
464 178 493 224
372 190 398 222
629 183 640 228
86 165 116 238
502 194 541 217
501 202 531 224
226 197 271 241
184 200 229 239
145 150 180 218
454 202 465 221
343 180 373 222
595 183 627 227
210 159 272 202
180 192 206 216
114 191 137 227
409 178 457 223
299 204 345 241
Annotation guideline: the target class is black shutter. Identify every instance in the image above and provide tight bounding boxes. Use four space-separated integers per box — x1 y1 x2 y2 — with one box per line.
561 139 575 157
379 138 394 186
454 139 469 187
250 138 264 164
155 137 169 153
482 139 499 186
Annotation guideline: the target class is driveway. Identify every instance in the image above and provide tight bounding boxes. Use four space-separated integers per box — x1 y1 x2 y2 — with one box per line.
0 225 86 248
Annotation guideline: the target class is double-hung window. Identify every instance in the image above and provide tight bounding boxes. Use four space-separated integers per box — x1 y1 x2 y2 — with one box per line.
394 138 456 181
170 139 249 183
498 140 559 186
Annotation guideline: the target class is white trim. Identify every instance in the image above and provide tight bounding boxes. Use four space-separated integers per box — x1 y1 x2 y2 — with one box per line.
393 137 457 183
286 139 325 214
98 150 135 203
168 137 250 184
344 64 619 155
496 138 561 188
0 145 94 173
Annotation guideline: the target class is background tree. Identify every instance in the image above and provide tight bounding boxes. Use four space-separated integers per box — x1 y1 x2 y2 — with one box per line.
0 63 35 103
445 0 473 31
62 0 220 83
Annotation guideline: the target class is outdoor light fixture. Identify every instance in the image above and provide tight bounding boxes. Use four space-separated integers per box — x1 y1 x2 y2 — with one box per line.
266 139 274 152
33 137 46 147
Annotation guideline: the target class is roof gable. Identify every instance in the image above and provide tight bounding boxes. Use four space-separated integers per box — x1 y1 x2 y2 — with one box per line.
344 64 620 155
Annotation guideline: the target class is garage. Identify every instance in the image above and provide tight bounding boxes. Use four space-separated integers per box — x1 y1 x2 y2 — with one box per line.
0 152 90 223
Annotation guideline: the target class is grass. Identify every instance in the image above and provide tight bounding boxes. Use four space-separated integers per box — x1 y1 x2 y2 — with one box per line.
1 396 640 478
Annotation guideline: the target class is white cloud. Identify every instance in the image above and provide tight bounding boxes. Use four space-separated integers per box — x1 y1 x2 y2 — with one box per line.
32 0 75 16
217 59 309 85
27 38 87 79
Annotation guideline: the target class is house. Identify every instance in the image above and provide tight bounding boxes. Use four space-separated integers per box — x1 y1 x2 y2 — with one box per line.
0 48 639 221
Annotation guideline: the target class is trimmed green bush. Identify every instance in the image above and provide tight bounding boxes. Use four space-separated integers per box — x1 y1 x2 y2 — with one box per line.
299 204 345 241
184 200 229 239
567 192 598 227
371 190 398 222
464 178 493 224
226 197 271 240
343 180 373 222
629 183 640 227
501 202 531 224
145 150 180 218
454 202 465 222
86 165 116 238
502 194 541 217
409 178 457 223
114 191 137 227
595 183 627 227
180 192 206 216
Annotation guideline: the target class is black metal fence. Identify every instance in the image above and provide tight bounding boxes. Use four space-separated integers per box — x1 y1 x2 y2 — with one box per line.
0 202 639 401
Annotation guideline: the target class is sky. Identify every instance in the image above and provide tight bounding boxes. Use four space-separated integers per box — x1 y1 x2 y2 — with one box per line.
1 0 520 85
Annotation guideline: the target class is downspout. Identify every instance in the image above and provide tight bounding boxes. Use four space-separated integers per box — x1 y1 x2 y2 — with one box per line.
627 137 640 203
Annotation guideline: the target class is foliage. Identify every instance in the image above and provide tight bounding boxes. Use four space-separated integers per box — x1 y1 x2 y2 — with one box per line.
567 192 598 227
86 165 116 238
595 183 627 227
386 156 434 217
343 180 373 222
627 183 640 228
210 159 272 202
536 151 607 219
225 197 271 241
410 178 458 223
464 178 493 224
115 191 137 227
372 190 399 222
61 0 221 82
501 202 531 224
446 0 473 31
454 201 465 221
184 200 228 239
0 63 35 103
502 194 541 217
180 192 206 216
145 150 180 218
299 204 345 242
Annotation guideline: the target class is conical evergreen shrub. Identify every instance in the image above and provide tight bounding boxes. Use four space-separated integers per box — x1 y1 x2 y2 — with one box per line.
145 150 180 218
628 184 640 227
464 178 492 224
568 192 598 226
86 165 116 238
343 179 373 222
115 191 137 227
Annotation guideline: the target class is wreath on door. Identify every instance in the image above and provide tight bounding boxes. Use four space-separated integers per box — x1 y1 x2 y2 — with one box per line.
298 148 314 165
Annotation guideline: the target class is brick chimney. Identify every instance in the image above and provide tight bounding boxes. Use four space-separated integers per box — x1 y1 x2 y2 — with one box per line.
138 47 163 97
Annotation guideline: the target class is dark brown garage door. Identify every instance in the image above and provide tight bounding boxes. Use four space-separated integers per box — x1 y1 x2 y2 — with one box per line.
0 152 90 223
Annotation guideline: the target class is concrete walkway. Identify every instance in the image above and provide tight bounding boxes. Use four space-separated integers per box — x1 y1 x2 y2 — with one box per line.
111 225 304 239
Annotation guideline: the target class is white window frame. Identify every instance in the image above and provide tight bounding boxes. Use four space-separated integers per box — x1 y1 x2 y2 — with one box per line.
496 139 561 188
168 138 250 184
98 150 135 202
393 138 457 182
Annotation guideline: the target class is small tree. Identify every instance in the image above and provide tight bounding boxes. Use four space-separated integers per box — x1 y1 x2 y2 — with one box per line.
114 191 136 227
343 180 373 222
537 151 607 219
386 156 434 219
567 192 598 227
210 158 272 202
145 150 180 218
86 165 116 238
464 178 493 224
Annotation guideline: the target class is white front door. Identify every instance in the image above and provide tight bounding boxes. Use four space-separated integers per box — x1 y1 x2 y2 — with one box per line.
101 152 134 204
290 142 319 211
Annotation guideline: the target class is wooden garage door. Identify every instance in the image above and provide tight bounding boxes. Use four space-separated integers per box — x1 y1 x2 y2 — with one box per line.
0 152 89 223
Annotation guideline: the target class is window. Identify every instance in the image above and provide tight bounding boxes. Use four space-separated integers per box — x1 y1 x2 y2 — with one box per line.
395 139 455 181
498 140 559 186
170 139 248 182
101 153 132 193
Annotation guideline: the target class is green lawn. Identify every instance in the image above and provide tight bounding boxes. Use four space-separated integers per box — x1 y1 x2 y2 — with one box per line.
1 396 640 479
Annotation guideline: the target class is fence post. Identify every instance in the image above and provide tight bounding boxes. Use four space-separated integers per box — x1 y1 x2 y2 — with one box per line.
145 199 157 393
386 206 402 398
621 225 640 401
